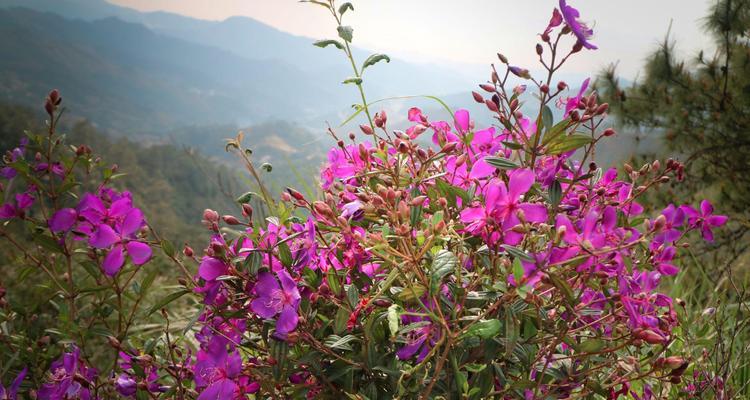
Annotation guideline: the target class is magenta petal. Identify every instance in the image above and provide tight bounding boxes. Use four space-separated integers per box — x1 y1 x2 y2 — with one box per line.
454 109 470 133
254 271 279 297
103 245 126 276
49 208 77 232
121 208 144 236
707 215 728 227
251 298 278 319
197 380 238 400
700 200 713 216
469 159 495 179
198 257 227 281
407 107 423 122
657 263 679 276
277 270 300 301
459 206 484 224
275 304 299 334
508 169 535 200
519 203 547 223
108 197 133 218
0 204 16 219
90 224 119 248
126 241 152 265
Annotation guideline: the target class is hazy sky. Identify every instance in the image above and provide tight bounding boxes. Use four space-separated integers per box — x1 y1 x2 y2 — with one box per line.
108 0 715 79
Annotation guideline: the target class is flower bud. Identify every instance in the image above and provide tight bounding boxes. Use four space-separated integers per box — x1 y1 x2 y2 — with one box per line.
557 81 568 91
603 128 616 137
222 215 241 225
359 124 374 135
535 43 543 55
313 201 333 217
540 84 549 94
595 103 609 115
410 196 427 206
485 99 499 112
440 142 457 153
479 83 495 92
202 209 219 223
471 91 484 103
286 187 306 202
183 245 194 257
242 203 253 219
497 53 508 64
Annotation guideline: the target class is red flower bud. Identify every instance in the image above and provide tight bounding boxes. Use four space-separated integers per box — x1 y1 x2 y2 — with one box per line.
359 124 374 135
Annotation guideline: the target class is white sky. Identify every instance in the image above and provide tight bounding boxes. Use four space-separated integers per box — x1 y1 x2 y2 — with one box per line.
108 0 715 79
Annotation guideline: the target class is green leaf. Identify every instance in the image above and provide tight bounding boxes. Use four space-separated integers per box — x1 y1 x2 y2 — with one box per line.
576 338 606 353
362 53 391 71
546 133 593 155
338 2 353 15
325 334 358 351
502 245 534 262
396 285 426 302
34 234 63 253
549 180 562 208
327 268 342 296
235 191 258 204
430 250 458 293
337 25 354 42
277 242 293 267
147 289 191 316
542 105 554 129
387 304 401 338
313 39 344 50
484 156 519 170
342 77 362 85
462 319 501 340
161 239 175 258
512 258 524 285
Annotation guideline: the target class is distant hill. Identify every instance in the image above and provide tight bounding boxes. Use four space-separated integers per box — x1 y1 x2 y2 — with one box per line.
0 7 343 134
0 0 476 132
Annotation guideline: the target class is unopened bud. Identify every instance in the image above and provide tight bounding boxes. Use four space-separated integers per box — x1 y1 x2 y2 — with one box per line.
603 128 616 137
479 83 495 92
535 43 543 55
183 245 194 257
203 209 219 223
471 91 484 103
497 53 508 64
222 215 241 225
410 196 427 206
359 124 374 135
485 99 499 112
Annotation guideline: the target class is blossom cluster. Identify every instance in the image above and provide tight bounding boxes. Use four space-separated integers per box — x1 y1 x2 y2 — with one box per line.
0 1 729 399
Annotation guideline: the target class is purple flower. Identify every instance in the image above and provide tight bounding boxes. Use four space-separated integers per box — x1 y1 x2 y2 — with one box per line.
682 200 728 242
116 350 165 397
0 367 26 400
89 208 152 275
38 346 98 400
49 208 79 233
194 337 258 400
250 270 301 336
542 8 563 40
115 374 136 397
653 204 685 246
0 192 34 220
460 169 547 245
563 78 590 117
559 0 597 50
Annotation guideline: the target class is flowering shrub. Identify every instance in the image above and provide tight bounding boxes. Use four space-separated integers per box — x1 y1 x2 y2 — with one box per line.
0 1 729 399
